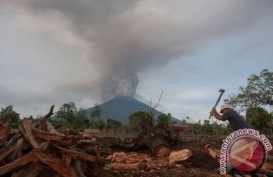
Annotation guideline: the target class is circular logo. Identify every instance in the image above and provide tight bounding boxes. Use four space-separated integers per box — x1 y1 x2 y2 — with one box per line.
228 136 266 172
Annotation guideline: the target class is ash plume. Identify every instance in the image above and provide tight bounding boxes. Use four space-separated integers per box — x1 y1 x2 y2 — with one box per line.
6 0 272 101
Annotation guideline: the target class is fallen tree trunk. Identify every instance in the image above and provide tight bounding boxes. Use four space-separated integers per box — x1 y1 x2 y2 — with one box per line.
135 126 172 157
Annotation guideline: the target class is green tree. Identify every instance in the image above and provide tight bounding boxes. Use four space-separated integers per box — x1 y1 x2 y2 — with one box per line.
226 69 273 111
90 104 102 118
90 104 103 129
157 113 171 129
106 119 122 133
188 123 202 135
0 105 20 127
56 102 77 125
211 122 225 135
128 111 153 132
181 119 187 125
90 104 102 121
202 120 213 135
94 119 105 130
74 108 89 130
246 107 273 133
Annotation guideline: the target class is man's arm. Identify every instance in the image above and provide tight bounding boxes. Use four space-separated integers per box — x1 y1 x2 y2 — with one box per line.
210 107 223 120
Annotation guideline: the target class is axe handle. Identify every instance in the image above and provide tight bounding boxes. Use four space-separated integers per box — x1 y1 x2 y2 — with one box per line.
214 91 224 108
209 91 225 119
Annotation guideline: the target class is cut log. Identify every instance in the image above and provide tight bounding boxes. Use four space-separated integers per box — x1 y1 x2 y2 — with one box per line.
203 144 220 159
71 159 86 177
155 144 171 158
106 152 150 164
169 149 192 164
55 145 102 163
0 140 16 163
11 161 44 177
35 150 79 177
62 153 72 167
136 127 171 157
0 126 9 143
20 119 40 148
0 149 38 176
262 163 273 170
110 162 139 170
13 138 26 159
256 169 273 176
44 120 64 136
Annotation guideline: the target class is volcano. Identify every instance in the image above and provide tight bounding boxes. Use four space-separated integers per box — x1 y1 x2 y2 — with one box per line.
85 96 177 125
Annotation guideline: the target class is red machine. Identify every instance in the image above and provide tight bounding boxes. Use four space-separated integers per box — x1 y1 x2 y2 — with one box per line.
171 124 189 137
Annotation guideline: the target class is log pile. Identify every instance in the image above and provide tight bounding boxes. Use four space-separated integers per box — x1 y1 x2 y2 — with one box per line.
0 106 103 177
104 149 192 171
105 152 151 170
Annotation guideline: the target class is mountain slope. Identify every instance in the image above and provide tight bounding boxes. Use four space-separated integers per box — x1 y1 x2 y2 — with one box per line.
85 96 170 125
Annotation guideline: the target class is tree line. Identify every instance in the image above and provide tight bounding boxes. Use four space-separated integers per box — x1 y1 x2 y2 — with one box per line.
1 69 272 135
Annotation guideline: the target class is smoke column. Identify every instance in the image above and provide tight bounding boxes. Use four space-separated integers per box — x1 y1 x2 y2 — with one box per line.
6 0 271 101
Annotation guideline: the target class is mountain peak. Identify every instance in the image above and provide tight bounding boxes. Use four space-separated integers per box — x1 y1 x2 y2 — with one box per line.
85 96 179 125
86 96 158 124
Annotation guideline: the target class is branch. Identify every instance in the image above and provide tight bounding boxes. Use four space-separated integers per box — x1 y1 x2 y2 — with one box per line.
149 91 163 114
43 105 55 119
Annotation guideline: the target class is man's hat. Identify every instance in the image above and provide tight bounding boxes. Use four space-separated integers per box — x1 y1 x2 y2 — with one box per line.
220 105 231 113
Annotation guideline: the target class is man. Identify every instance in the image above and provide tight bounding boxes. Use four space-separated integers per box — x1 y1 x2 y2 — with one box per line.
210 105 250 131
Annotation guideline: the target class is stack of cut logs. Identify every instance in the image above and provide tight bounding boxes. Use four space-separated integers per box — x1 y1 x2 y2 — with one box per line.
105 149 192 171
0 106 103 177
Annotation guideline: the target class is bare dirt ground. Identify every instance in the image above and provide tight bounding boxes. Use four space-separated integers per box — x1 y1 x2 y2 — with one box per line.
99 135 225 177
98 134 273 177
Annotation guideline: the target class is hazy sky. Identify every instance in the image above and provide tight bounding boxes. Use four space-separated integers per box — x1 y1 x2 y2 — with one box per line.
1 0 273 122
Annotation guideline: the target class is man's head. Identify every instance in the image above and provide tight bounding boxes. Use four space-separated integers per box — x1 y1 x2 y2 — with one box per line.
220 105 231 113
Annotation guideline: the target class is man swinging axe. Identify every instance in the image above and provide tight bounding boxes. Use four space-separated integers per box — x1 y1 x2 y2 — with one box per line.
209 89 250 131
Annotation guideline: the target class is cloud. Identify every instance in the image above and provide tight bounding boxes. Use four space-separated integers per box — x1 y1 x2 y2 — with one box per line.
3 0 273 112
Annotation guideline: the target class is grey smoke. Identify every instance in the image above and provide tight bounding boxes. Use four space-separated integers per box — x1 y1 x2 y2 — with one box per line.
6 0 273 101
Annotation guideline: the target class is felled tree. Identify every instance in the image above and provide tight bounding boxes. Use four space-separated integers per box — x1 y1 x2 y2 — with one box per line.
130 111 172 157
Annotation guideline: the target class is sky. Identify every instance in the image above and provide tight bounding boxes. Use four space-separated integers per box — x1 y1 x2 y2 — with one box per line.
0 0 273 122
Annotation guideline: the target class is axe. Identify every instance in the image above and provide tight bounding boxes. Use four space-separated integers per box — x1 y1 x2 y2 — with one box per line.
209 89 225 119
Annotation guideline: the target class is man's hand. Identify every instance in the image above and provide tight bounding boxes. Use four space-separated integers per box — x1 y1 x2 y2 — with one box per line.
210 107 217 115
210 107 222 120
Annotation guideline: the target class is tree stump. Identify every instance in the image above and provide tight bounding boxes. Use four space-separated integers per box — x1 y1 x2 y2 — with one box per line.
136 127 171 157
